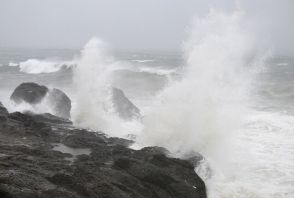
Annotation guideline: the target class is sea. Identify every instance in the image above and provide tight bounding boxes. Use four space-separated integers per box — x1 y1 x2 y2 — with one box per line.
0 11 294 198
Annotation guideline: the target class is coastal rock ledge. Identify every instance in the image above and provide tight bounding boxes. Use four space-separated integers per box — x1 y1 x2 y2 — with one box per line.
0 103 206 198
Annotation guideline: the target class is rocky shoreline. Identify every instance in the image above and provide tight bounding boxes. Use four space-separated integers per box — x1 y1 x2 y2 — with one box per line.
0 83 206 198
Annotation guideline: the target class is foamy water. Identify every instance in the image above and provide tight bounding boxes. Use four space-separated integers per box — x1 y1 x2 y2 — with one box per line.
0 8 294 198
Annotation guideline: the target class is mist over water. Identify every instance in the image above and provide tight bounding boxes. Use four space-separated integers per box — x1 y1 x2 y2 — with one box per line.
73 38 119 134
0 2 293 198
72 38 142 137
140 9 258 154
33 7 292 197
137 9 274 197
60 7 294 197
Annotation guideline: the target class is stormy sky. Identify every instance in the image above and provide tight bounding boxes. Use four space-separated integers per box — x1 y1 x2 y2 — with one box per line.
0 0 293 55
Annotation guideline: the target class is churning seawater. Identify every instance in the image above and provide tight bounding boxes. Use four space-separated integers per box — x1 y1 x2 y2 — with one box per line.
1 12 294 198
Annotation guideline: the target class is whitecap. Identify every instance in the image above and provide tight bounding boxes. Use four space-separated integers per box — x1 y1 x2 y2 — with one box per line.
8 62 19 67
18 58 76 74
276 62 289 66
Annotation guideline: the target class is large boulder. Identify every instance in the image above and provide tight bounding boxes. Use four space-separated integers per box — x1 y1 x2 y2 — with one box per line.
0 102 8 122
47 88 71 119
112 88 141 120
10 82 71 119
10 82 48 104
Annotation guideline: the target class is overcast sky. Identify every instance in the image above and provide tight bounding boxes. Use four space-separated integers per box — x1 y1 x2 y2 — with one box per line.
0 0 293 55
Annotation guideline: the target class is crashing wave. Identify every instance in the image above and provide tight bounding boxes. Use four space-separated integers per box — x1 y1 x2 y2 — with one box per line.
19 59 76 74
8 62 19 67
8 57 176 76
276 62 288 66
132 59 154 63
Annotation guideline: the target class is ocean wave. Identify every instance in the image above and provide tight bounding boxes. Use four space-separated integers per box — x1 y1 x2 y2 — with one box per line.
276 62 289 66
110 62 178 76
17 59 76 74
8 62 19 67
132 59 154 63
9 57 175 76
137 66 178 75
113 68 177 77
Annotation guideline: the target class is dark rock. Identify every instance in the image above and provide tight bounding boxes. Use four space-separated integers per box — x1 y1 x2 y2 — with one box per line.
0 102 8 115
9 112 47 130
10 82 48 104
47 88 71 119
62 129 106 148
31 113 72 126
0 102 8 122
107 137 134 147
0 102 207 198
112 88 141 120
10 82 71 119
140 146 170 156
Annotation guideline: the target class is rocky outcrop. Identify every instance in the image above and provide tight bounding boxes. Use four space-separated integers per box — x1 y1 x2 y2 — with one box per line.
0 103 206 198
10 82 71 119
10 82 48 104
47 88 71 119
112 88 141 120
0 102 8 122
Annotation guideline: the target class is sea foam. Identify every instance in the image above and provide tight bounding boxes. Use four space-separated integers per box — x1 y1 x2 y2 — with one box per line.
19 59 75 74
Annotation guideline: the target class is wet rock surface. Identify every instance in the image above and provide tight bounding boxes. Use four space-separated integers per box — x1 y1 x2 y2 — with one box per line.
112 87 141 120
0 103 206 198
10 82 48 104
46 88 71 119
10 82 71 119
0 102 8 122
